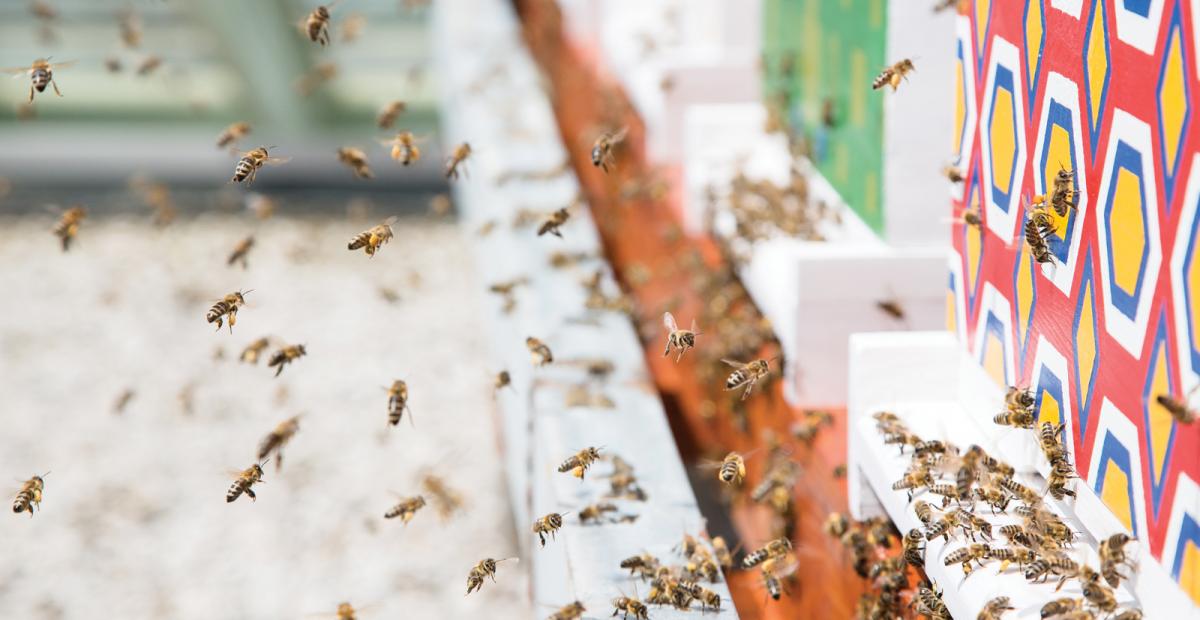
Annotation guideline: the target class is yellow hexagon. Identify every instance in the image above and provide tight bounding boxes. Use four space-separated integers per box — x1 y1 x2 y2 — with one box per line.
1025 0 1043 86
1087 3 1109 125
1077 278 1097 404
1016 249 1035 343
1147 342 1175 486
1111 169 1146 296
991 88 1016 193
954 60 966 154
1101 460 1134 532
1159 26 1188 176
975 0 991 51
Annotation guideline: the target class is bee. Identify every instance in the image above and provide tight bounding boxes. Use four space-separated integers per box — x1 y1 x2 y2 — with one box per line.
1049 167 1078 216
903 528 925 567
216 122 251 149
578 502 618 524
384 494 426 523
300 1 341 46
1099 533 1135 588
420 473 464 520
1024 215 1056 264
257 415 300 470
466 557 516 595
742 538 792 568
973 596 1014 620
708 451 747 487
558 447 601 479
1081 582 1117 613
493 370 512 391
591 127 628 173
295 62 338 96
994 407 1035 429
1024 555 1081 588
1111 610 1143 620
694 587 721 611
1155 390 1198 424
1047 469 1077 500
206 290 252 333
230 146 290 185
338 12 365 43
526 336 553 366
943 165 965 183
712 535 734 570
52 205 86 252
611 592 649 620
991 547 1036 572
226 235 255 269
444 142 472 179
267 343 307 377
112 388 135 415
239 337 270 364
347 217 398 257
872 58 915 92
914 583 951 619
381 131 423 165
377 100 407 129
914 500 937 525
12 473 47 516
226 461 266 503
135 55 162 76
973 484 1012 514
932 0 966 12
619 553 659 577
721 357 775 400
546 601 586 620
662 312 699 362
925 510 963 542
3 57 75 102
944 543 991 575
336 147 373 179
892 466 934 500
532 511 566 546
537 208 571 238
385 379 411 426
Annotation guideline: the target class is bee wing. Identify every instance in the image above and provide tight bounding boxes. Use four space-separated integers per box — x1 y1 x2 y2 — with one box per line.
48 60 76 70
662 311 678 332
3 67 31 77
721 358 746 368
264 156 292 165
383 215 399 226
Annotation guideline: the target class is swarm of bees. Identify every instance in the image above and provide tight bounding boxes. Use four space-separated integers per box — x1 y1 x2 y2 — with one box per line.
615 533 728 613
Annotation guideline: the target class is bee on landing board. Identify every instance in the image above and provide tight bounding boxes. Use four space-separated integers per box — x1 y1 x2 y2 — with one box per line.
12 473 48 516
546 601 586 620
299 1 342 46
3 58 75 102
380 132 423 166
386 379 411 426
267 343 307 377
722 357 776 400
444 142 471 179
206 290 252 333
591 127 627 173
52 205 86 252
662 312 699 362
226 461 266 503
227 235 255 269
347 217 397 258
377 100 407 128
611 592 649 620
384 494 426 523
537 208 570 238
257 415 301 471
872 58 915 92
466 557 517 595
337 147 373 179
230 146 290 185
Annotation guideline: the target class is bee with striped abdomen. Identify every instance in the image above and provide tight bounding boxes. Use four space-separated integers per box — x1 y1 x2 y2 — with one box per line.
721 357 775 401
943 543 991 575
230 146 289 185
381 131 423 166
466 557 516 595
239 337 270 364
536 208 570 238
742 538 792 568
1155 389 1198 425
713 451 746 487
902 528 925 567
299 1 341 46
546 601 585 620
444 142 472 179
377 100 407 128
227 235 255 269
206 290 252 333
532 511 566 546
226 461 266 503
591 127 627 173
337 147 373 179
12 473 48 516
267 343 306 377
610 593 649 620
913 583 950 619
384 494 426 524
662 312 698 362
526 336 553 366
3 58 75 102
420 473 464 520
257 415 300 471
216 121 251 149
386 379 411 426
347 216 397 258
872 58 915 92
52 205 86 252
978 596 1015 620
558 447 601 480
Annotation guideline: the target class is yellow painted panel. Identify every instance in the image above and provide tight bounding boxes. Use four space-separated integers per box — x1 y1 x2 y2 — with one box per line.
1148 345 1175 481
1017 250 1034 341
946 290 957 333
955 61 965 154
1087 4 1108 123
1100 461 1134 532
975 0 990 50
991 89 1016 192
1040 391 1061 427
1078 281 1097 400
1182 543 1200 605
984 330 1007 385
1161 33 1187 171
1111 169 1146 295
1025 1 1042 84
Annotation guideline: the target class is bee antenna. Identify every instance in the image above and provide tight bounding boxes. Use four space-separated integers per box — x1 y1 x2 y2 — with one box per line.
41 470 51 478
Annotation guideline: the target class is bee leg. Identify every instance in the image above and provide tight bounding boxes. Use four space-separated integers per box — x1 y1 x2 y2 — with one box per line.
214 316 223 331
28 86 34 103
51 78 61 97
228 311 237 333
246 488 256 501
274 363 285 378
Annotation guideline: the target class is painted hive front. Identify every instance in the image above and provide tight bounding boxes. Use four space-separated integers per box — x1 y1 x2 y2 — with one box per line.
761 0 887 234
948 0 1200 604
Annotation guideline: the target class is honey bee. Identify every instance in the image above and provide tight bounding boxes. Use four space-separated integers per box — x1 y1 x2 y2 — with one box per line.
295 62 338 96
491 370 513 393
135 54 162 76
721 357 775 400
381 131 423 165
713 451 747 487
257 415 301 470
230 146 290 185
1024 213 1056 264
943 543 991 575
226 461 266 503
999 477 1042 505
1112 609 1143 620
419 473 464 520
991 547 1036 573
1082 581 1117 613
977 596 1015 620
1099 533 1136 588
376 100 407 129
742 538 792 568
942 165 965 183
694 587 722 611
347 217 397 257
239 337 270 364
206 290 252 333
300 1 342 46
577 502 618 525
532 511 567 546
913 583 950 619
52 205 86 252
973 484 1012 514
3 58 75 102
902 528 925 567
112 388 135 415
1041 598 1086 617
117 7 142 48
546 601 586 620
537 208 571 238
385 379 411 426
267 343 307 377
662 312 699 362
466 557 516 595
558 447 601 479
12 473 47 516
872 58 915 92
1155 389 1198 424
212 122 252 150
226 235 255 269
611 592 649 620
590 128 628 173
1048 167 1078 216
444 142 472 179
892 466 933 500
337 147 373 179
526 336 553 366
384 494 426 523
338 12 365 43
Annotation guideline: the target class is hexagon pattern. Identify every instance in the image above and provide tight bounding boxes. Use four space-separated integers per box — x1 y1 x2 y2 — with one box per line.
950 0 1200 604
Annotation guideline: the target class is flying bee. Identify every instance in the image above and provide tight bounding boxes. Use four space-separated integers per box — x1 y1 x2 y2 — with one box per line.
12 473 48 516
384 494 426 523
492 370 512 392
240 337 270 364
300 1 342 46
257 415 300 470
338 11 365 42
872 58 915 92
117 7 143 47
558 447 601 479
576 502 617 525
1155 389 1199 424
336 147 373 179
591 127 628 173
942 164 964 183
135 55 162 76
112 388 135 415
466 557 516 595
619 553 659 578
385 379 411 427
226 461 266 503
230 146 290 185
206 290 252 333
662 312 698 362
347 216 398 258
546 601 586 620
419 473 464 520
742 538 792 568
721 357 775 401
216 121 251 149
3 57 75 102
444 142 472 179
381 131 423 165
1099 533 1136 588
537 208 571 238
227 235 255 269
944 543 991 575
978 596 1015 620
712 451 747 487
295 61 338 96
52 205 86 252
376 100 407 128
710 536 734 570
532 511 567 546
526 336 553 366
267 343 306 377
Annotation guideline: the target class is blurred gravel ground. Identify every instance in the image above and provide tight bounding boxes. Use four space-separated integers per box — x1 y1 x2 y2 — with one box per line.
0 215 529 619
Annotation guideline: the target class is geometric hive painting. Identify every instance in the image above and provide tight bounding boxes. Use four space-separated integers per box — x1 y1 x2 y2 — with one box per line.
950 0 1200 603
